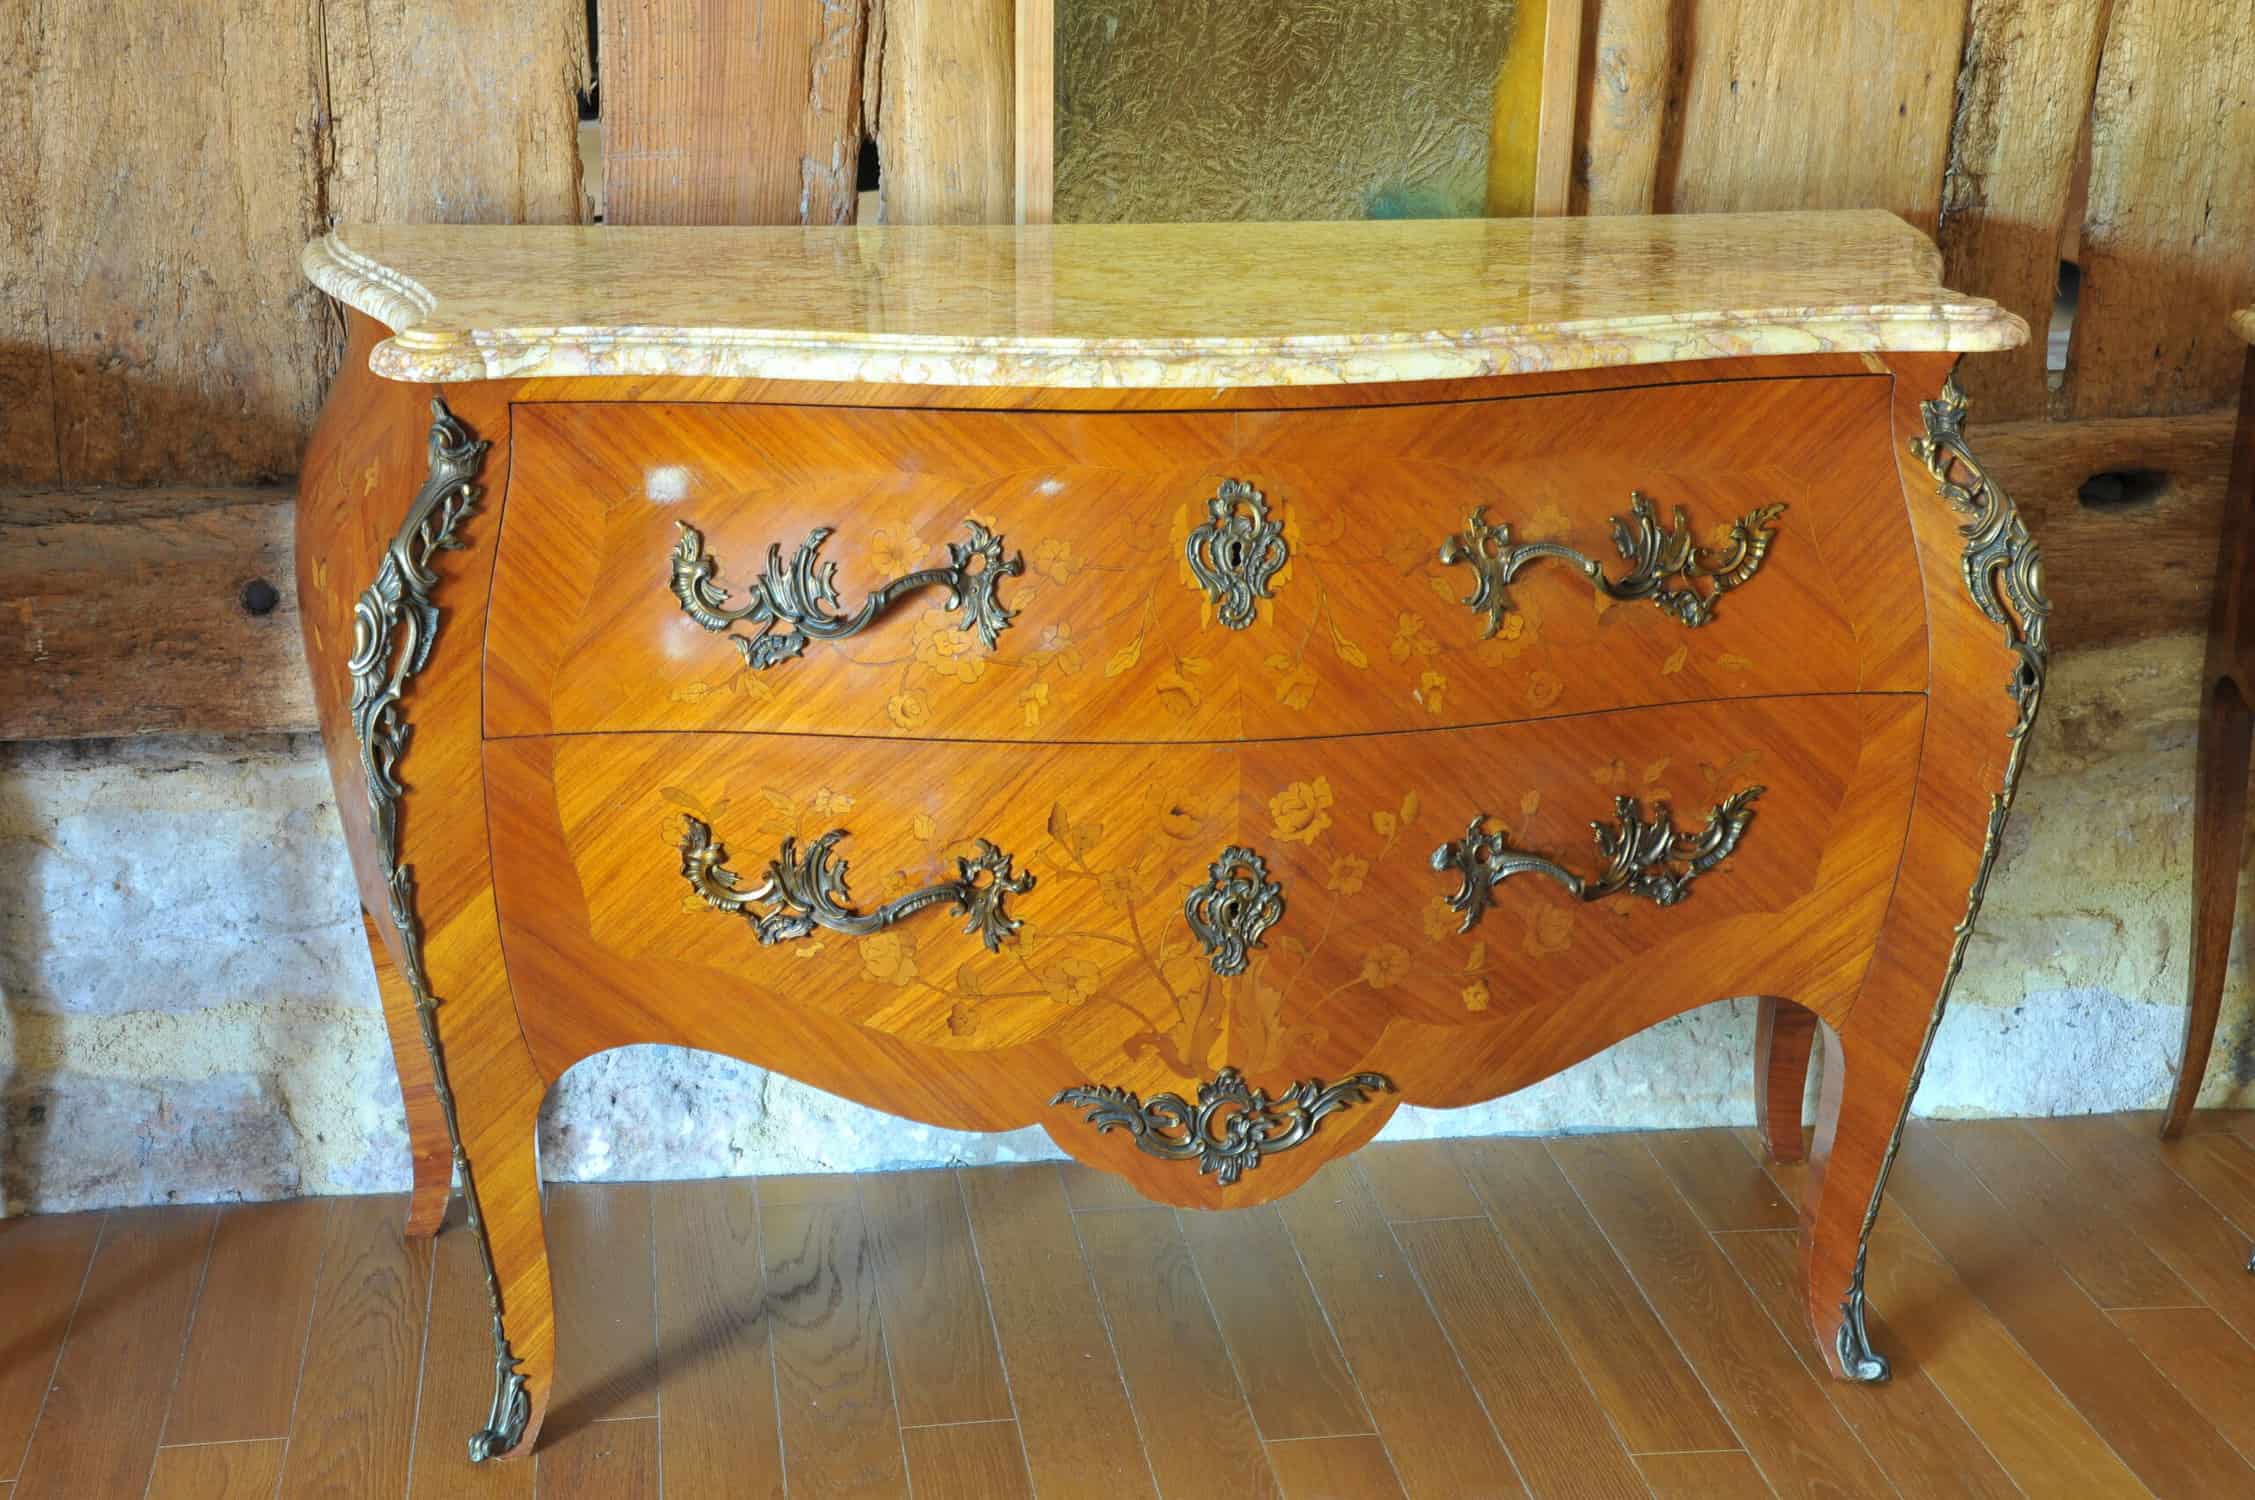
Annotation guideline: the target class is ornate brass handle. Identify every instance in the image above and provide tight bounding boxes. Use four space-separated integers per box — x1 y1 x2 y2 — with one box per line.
670 519 1023 670
678 816 1033 949
1429 787 1763 932
1437 495 1784 636
1051 1067 1395 1185
1185 480 1289 630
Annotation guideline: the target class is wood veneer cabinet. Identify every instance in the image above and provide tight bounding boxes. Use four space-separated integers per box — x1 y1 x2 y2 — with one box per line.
297 213 2042 1461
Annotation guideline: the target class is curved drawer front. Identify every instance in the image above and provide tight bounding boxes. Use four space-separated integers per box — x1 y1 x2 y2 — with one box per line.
484 693 1922 1205
482 377 1922 742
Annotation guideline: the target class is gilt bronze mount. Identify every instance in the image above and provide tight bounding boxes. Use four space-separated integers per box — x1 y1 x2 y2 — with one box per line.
1432 787 1764 933
671 518 1022 669
1438 494 1784 636
1051 1067 1395 1185
679 816 1033 950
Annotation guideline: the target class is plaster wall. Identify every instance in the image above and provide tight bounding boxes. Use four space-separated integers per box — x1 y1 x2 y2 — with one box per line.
1 634 2240 1213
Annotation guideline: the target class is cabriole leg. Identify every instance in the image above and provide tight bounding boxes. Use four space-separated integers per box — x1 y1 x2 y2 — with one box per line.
363 909 453 1237
450 1066 555 1461
1755 996 1819 1163
1798 1020 1914 1382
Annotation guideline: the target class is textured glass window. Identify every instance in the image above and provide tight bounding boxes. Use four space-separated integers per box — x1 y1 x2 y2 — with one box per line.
1057 0 1526 223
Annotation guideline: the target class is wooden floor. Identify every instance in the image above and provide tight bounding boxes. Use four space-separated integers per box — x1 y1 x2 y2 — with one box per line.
9 1115 2255 1499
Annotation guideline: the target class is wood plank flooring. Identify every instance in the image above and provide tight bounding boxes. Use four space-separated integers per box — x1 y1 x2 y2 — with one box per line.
9 1113 2255 1497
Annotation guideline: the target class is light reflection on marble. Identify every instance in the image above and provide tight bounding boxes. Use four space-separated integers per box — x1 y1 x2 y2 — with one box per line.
305 211 2026 388
2234 307 2255 347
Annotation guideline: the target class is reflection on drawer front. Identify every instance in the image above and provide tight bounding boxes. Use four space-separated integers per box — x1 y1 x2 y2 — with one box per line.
483 380 1923 742
483 692 1923 1207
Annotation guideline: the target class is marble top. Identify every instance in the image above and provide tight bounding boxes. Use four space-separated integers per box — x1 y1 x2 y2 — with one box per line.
2235 308 2255 346
305 211 2026 389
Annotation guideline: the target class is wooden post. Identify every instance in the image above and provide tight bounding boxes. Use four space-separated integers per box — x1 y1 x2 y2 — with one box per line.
1015 0 1054 224
1533 0 1584 216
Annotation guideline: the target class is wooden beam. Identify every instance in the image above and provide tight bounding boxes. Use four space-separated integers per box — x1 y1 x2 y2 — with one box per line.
1936 0 2110 424
1981 408 2239 652
1014 0 1055 224
2069 0 2255 418
1532 0 1584 216
878 0 1014 225
599 0 870 227
0 487 311 740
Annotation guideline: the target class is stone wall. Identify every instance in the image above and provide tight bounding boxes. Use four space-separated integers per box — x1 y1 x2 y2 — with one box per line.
5 631 2241 1213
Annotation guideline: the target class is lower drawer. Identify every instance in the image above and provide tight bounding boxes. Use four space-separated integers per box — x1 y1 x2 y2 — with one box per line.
484 693 1922 1204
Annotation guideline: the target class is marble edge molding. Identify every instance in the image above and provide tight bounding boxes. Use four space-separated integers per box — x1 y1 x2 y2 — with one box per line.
303 228 2031 390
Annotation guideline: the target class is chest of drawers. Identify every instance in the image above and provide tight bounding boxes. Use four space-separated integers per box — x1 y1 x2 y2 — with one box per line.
297 212 2040 1461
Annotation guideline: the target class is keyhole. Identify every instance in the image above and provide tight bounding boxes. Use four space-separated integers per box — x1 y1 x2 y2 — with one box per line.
1221 897 1242 923
1226 539 1245 569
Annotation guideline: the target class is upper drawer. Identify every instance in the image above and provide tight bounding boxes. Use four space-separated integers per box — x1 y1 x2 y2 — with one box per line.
483 379 1923 742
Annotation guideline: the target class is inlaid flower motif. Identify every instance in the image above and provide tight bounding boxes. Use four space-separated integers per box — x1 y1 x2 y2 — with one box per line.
1361 943 1412 990
1039 956 1102 1006
1421 895 1460 942
1418 669 1448 715
1020 680 1050 728
1269 777 1335 844
1327 853 1370 896
912 609 988 683
859 931 919 985
1526 670 1563 711
1389 610 1439 662
1523 905 1574 957
1462 980 1491 1011
869 527 929 579
1268 656 1318 710
1031 622 1083 674
1032 536 1081 583
1100 865 1143 909
1476 603 1540 665
886 689 930 729
809 785 855 816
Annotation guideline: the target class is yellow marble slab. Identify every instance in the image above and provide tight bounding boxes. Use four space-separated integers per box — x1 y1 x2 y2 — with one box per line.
304 211 2025 388
2234 307 2255 346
